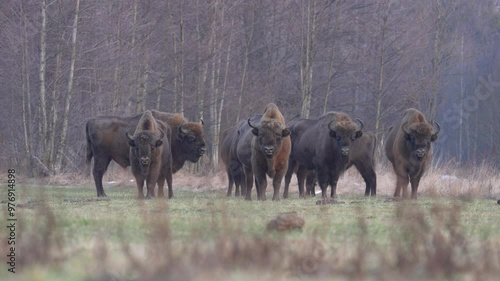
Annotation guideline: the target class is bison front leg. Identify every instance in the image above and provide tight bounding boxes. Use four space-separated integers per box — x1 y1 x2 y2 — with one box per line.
157 174 166 198
243 166 254 201
135 178 145 199
255 170 267 201
409 176 421 200
283 159 296 199
165 169 173 199
306 171 316 197
394 174 409 199
329 170 340 198
272 168 287 201
316 168 329 199
296 166 308 199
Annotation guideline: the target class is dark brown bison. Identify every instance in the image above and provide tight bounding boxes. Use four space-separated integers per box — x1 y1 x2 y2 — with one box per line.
85 110 206 197
284 129 377 198
236 104 291 201
385 108 440 199
219 124 244 197
126 111 171 199
280 112 364 199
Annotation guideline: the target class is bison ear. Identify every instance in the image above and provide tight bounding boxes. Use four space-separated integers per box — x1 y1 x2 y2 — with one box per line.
354 130 363 139
155 140 163 147
128 140 136 147
430 133 438 142
251 128 259 136
282 128 291 137
404 133 412 142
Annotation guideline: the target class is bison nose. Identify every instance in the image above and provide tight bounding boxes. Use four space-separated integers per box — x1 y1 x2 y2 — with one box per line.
416 149 426 158
341 147 349 156
263 146 274 156
140 157 150 166
199 147 206 155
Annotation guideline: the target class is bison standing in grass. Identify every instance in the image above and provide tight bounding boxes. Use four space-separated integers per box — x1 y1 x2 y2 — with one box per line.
85 110 206 197
126 110 171 199
237 104 291 201
282 112 365 199
385 108 440 199
284 129 377 198
220 124 245 197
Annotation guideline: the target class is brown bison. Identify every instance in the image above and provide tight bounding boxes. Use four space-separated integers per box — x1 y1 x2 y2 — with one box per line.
236 104 291 201
284 128 377 198
385 108 440 199
280 112 364 199
126 111 171 199
85 110 206 197
220 123 245 197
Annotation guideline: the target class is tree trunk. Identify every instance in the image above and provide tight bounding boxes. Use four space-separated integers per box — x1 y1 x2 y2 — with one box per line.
375 14 387 141
236 7 254 123
300 0 316 118
55 0 81 172
21 0 33 175
39 0 49 168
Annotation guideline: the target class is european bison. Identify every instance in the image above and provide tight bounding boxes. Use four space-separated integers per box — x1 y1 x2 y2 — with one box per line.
85 110 206 197
385 108 440 199
220 123 244 197
235 115 261 200
237 104 291 201
281 112 364 199
284 130 377 198
126 111 171 199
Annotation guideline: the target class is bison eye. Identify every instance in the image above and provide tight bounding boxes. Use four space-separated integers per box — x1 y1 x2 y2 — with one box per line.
336 136 341 141
187 135 196 143
276 136 282 141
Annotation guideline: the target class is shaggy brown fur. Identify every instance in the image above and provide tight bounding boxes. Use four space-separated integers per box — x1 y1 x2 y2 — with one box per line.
86 110 205 198
385 108 439 199
128 110 168 199
151 110 206 174
248 103 291 201
282 111 365 199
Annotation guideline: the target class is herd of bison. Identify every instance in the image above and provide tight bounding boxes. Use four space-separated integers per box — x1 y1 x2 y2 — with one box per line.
85 104 440 201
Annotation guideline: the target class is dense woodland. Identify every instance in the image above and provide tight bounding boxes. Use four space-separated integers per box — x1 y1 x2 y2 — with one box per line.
0 0 499 176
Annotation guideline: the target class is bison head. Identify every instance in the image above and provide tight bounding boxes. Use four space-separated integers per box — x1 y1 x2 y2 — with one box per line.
127 129 164 175
249 118 290 159
401 121 440 162
328 118 364 158
177 121 207 162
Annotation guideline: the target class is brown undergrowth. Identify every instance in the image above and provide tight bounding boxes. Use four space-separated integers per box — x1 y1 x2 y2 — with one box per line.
3 200 499 281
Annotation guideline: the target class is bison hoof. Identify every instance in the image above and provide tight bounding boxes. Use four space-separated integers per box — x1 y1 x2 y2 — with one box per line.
497 199 500 205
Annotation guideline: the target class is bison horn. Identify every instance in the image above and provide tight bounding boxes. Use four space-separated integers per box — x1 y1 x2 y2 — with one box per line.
401 122 411 135
200 118 204 126
356 118 364 131
178 122 189 136
126 129 134 140
248 118 258 130
433 121 440 135
158 129 165 140
431 121 440 140
328 119 336 132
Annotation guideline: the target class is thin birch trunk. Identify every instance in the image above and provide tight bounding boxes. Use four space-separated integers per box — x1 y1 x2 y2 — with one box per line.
55 0 80 172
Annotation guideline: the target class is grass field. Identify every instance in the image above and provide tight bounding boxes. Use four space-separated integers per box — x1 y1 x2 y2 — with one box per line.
1 167 500 281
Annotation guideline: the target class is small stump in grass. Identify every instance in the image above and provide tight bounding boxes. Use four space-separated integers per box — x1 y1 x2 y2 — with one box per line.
266 212 305 232
497 199 500 205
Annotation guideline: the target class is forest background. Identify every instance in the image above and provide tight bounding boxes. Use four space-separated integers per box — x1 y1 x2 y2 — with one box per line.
0 0 498 176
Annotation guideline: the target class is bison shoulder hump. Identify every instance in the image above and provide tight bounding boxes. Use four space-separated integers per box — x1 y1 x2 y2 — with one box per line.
261 103 285 124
